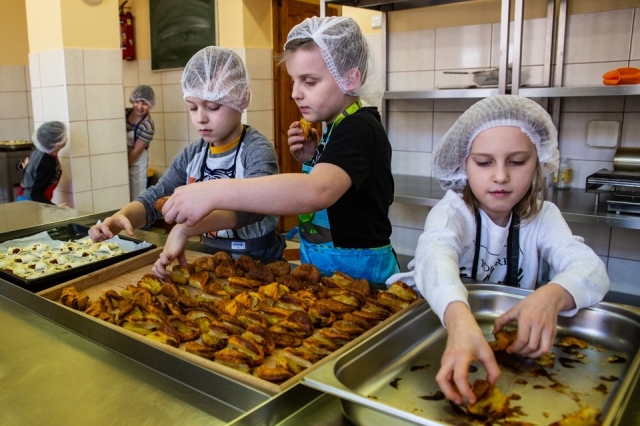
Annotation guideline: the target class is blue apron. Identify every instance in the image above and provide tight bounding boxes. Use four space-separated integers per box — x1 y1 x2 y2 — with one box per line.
298 101 400 283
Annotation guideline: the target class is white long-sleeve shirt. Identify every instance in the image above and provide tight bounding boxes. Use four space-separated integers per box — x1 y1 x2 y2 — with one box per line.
410 190 609 324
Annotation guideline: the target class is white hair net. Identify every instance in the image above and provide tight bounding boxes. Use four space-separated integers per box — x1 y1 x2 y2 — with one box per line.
285 16 384 106
181 46 250 113
130 85 156 107
33 121 67 154
433 95 559 192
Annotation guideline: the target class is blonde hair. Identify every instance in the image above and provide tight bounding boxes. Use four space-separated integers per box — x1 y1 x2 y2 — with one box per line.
463 160 545 223
276 38 317 67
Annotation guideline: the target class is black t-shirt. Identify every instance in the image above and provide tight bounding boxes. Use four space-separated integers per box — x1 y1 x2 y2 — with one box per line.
312 107 394 248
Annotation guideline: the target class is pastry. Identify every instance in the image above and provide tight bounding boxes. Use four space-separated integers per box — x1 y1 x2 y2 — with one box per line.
153 196 170 211
299 118 313 140
489 329 518 351
466 379 509 419
549 406 602 426
266 261 291 278
292 264 321 283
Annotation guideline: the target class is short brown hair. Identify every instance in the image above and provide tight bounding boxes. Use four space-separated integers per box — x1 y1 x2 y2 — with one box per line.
462 160 545 223
276 38 317 67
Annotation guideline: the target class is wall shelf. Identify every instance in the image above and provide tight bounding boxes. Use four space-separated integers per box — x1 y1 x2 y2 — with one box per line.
384 88 499 100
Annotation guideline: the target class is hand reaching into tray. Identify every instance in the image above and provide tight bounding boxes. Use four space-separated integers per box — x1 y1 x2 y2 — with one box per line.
89 214 135 242
438 302 501 405
492 283 575 358
152 224 189 279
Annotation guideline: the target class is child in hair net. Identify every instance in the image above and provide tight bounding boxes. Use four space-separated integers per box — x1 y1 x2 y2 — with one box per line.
157 16 399 283
17 121 68 205
387 95 609 406
90 46 285 266
126 85 156 201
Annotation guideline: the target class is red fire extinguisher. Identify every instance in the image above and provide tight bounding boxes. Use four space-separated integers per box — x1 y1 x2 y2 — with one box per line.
120 1 135 60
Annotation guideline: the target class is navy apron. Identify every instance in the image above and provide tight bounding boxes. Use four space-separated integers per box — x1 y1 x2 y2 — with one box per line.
298 101 400 283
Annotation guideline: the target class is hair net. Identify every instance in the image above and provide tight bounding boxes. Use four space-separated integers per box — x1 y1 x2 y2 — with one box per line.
285 16 384 106
181 46 250 113
432 95 559 192
130 85 156 107
33 121 67 154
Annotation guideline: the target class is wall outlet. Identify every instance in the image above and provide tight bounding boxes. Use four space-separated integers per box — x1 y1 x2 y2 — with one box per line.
587 120 620 148
371 15 382 29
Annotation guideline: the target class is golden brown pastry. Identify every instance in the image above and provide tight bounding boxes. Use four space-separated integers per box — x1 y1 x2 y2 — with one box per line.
238 310 269 328
377 291 410 313
193 256 216 272
556 336 589 349
168 315 201 342
277 274 303 291
169 265 191 285
284 346 324 363
308 304 337 327
133 289 154 307
488 329 518 351
219 314 247 335
214 348 252 373
535 352 556 368
259 282 290 301
321 271 354 288
294 290 317 308
549 406 602 426
153 196 170 211
466 379 509 419
188 270 210 290
246 264 275 283
303 334 339 356
160 282 181 300
185 342 218 360
144 305 169 323
201 282 231 300
185 309 217 333
214 299 241 317
260 305 293 326
100 290 123 312
388 281 419 302
266 261 292 278
122 316 163 335
349 278 371 297
234 291 266 311
331 288 365 308
292 264 321 283
227 335 265 366
196 300 225 319
228 276 263 290
234 255 256 272
276 293 307 313
243 325 275 355
214 259 237 278
162 299 183 316
176 294 199 311
319 326 354 345
137 274 164 295
255 365 294 382
212 251 233 267
61 286 89 311
274 311 315 338
299 118 313 140
146 323 180 347
314 299 357 315
277 349 313 374
270 330 303 348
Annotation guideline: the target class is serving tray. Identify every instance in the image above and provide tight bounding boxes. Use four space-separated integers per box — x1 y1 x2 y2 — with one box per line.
38 250 422 395
304 284 640 426
0 223 156 292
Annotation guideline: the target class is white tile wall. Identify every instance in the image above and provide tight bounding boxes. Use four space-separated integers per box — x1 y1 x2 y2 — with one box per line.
490 18 547 68
389 29 435 72
92 185 130 212
608 258 640 296
435 24 492 70
387 111 433 152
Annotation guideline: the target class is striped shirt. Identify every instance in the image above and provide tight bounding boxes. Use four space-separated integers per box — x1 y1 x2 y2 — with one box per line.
125 108 155 145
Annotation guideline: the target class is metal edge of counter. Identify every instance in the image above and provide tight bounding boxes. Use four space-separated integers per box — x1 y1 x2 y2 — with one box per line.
0 277 271 421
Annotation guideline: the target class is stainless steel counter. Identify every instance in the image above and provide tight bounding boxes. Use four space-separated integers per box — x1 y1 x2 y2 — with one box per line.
394 174 640 230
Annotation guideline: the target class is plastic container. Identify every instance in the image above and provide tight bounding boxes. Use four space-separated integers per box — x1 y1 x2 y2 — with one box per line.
554 158 573 189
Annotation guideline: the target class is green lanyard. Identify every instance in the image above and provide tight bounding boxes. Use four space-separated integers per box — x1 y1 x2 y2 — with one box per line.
323 100 362 144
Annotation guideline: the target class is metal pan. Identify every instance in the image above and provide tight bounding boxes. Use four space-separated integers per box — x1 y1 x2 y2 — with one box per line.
0 223 156 292
304 284 640 425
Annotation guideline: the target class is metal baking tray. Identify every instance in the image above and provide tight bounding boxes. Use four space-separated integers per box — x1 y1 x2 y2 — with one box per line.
0 223 156 292
304 284 640 425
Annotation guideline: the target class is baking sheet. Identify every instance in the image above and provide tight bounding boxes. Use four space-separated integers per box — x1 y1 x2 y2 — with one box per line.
0 223 155 291
39 250 422 395
304 284 640 426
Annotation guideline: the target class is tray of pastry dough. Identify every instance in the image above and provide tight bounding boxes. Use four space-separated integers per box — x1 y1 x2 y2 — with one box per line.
0 223 155 291
37 250 424 396
303 284 640 426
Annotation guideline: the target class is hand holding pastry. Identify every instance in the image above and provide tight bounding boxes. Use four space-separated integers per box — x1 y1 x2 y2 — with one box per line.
154 196 170 212
88 214 134 242
152 224 189 279
287 118 318 164
437 302 501 405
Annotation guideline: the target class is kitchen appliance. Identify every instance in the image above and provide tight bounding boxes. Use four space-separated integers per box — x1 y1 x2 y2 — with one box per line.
586 147 640 214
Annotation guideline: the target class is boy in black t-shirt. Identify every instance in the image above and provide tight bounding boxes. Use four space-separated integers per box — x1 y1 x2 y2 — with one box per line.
160 17 399 282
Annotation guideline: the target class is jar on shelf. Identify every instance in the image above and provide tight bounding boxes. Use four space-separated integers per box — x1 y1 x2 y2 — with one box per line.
553 158 572 189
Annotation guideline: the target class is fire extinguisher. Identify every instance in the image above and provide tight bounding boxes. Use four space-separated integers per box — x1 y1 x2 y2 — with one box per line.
120 1 135 60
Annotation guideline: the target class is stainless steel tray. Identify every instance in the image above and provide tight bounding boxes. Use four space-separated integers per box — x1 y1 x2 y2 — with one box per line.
304 284 640 425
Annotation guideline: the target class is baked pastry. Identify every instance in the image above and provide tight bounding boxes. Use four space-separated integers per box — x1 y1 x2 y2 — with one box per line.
299 117 313 140
153 196 170 211
308 304 336 327
489 329 518 351
255 365 294 382
277 348 313 374
314 299 357 315
246 264 275 283
188 270 211 290
466 379 509 419
292 264 321 283
549 406 602 426
319 326 354 346
214 259 237 278
137 274 164 295
388 282 419 302
277 274 303 291
193 256 215 272
259 282 290 301
169 265 191 285
234 255 255 272
146 323 180 347
293 290 317 308
234 291 266 311
185 309 217 333
284 346 324 363
321 271 354 288
214 348 253 373
556 336 589 349
275 311 315 338
160 282 181 300
61 286 89 311
276 293 307 313
377 291 410 313
238 310 270 328
168 315 201 342
185 342 218 360
331 288 365 308
227 335 265 365
243 325 276 355
266 261 291 278
212 251 233 267
219 314 247 335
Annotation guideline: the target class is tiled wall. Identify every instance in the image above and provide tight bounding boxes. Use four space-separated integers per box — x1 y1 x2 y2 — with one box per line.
122 48 275 179
0 65 32 142
371 8 640 295
29 48 129 213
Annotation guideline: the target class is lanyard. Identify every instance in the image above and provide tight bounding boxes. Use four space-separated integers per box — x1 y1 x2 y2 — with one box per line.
305 100 363 168
471 211 521 287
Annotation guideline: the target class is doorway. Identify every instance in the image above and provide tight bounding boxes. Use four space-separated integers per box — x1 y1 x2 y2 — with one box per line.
272 0 339 233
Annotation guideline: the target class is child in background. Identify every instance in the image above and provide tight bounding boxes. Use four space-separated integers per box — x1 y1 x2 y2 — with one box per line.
388 95 609 405
159 16 400 283
90 47 285 263
126 85 156 201
17 121 67 205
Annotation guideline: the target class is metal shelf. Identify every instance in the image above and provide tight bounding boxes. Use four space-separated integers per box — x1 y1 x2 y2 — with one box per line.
326 0 473 12
384 88 499 100
393 174 640 230
519 85 640 98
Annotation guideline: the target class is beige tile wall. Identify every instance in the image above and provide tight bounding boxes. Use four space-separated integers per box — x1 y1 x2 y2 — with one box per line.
382 8 640 295
29 48 129 212
122 48 275 179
